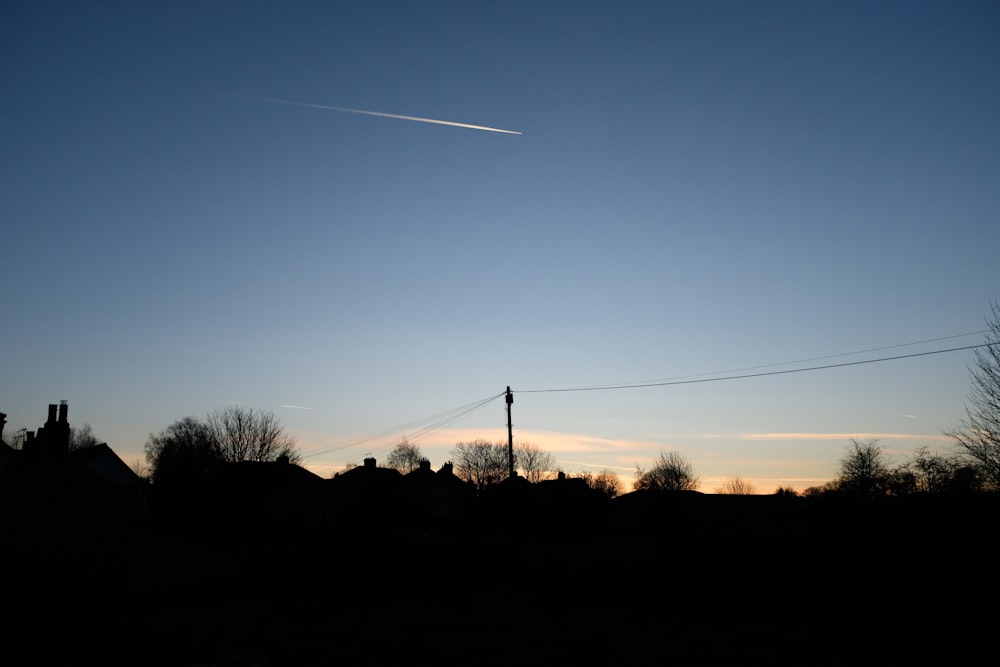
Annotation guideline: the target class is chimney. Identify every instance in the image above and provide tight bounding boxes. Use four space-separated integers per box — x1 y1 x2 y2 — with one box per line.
38 401 71 456
364 457 376 469
0 413 5 443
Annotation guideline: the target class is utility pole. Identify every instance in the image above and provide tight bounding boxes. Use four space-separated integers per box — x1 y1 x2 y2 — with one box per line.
506 386 514 479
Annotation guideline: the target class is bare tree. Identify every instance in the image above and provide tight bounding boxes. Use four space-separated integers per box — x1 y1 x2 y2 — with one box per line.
130 458 150 480
902 447 952 494
147 407 299 485
515 441 557 483
4 424 27 449
450 439 509 491
890 446 983 495
577 469 623 498
68 423 101 451
717 476 757 495
385 438 425 474
207 405 299 464
947 302 1000 488
633 450 700 492
836 438 891 497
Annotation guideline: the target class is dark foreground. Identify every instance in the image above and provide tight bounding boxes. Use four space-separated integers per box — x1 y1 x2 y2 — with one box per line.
4 492 996 666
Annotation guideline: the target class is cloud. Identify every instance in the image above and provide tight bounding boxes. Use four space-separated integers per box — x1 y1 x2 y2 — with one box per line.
291 426 665 473
431 427 659 453
558 459 636 472
738 432 951 442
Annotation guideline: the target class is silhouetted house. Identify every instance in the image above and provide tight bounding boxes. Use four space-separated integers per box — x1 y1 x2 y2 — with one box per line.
133 456 331 588
0 402 148 586
328 457 404 533
332 456 403 489
536 471 604 517
475 472 611 539
209 456 328 528
0 402 147 523
401 460 476 532
537 470 590 494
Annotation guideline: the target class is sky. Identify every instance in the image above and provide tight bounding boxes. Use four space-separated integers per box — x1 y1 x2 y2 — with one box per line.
3 1 999 494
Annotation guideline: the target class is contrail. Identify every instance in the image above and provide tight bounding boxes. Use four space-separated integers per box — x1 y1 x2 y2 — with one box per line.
100 79 522 134
225 92 522 135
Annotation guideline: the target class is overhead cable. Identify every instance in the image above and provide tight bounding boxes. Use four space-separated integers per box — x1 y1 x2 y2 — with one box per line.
518 343 989 394
302 391 504 459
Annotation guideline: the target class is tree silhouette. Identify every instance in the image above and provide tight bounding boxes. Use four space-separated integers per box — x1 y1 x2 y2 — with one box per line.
450 439 509 491
145 416 222 486
515 441 556 482
130 457 150 480
947 301 1000 489
449 439 558 488
717 476 757 495
836 438 891 497
385 438 424 474
576 469 623 498
207 405 299 464
633 450 699 492
895 446 982 494
68 423 101 451
145 406 298 485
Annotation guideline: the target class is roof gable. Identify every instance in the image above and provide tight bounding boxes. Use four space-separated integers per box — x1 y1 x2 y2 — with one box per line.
68 443 142 486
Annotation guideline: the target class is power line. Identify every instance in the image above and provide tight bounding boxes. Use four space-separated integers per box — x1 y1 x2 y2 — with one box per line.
398 393 507 445
658 330 987 381
301 333 990 463
302 391 505 460
358 392 507 459
518 343 989 394
519 331 989 392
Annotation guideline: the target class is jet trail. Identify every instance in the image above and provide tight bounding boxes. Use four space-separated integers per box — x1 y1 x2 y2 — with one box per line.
226 93 522 135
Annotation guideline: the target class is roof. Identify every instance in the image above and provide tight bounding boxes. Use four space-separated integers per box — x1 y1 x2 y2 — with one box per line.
66 443 144 487
214 459 325 489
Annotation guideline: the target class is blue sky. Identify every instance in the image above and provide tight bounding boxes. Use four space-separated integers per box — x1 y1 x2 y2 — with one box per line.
3 1 998 492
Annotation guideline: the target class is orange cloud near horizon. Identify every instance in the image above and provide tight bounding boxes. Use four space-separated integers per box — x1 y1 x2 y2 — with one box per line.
739 432 952 442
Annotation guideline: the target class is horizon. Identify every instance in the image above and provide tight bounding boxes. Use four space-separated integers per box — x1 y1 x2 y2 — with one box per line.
1 355 979 495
